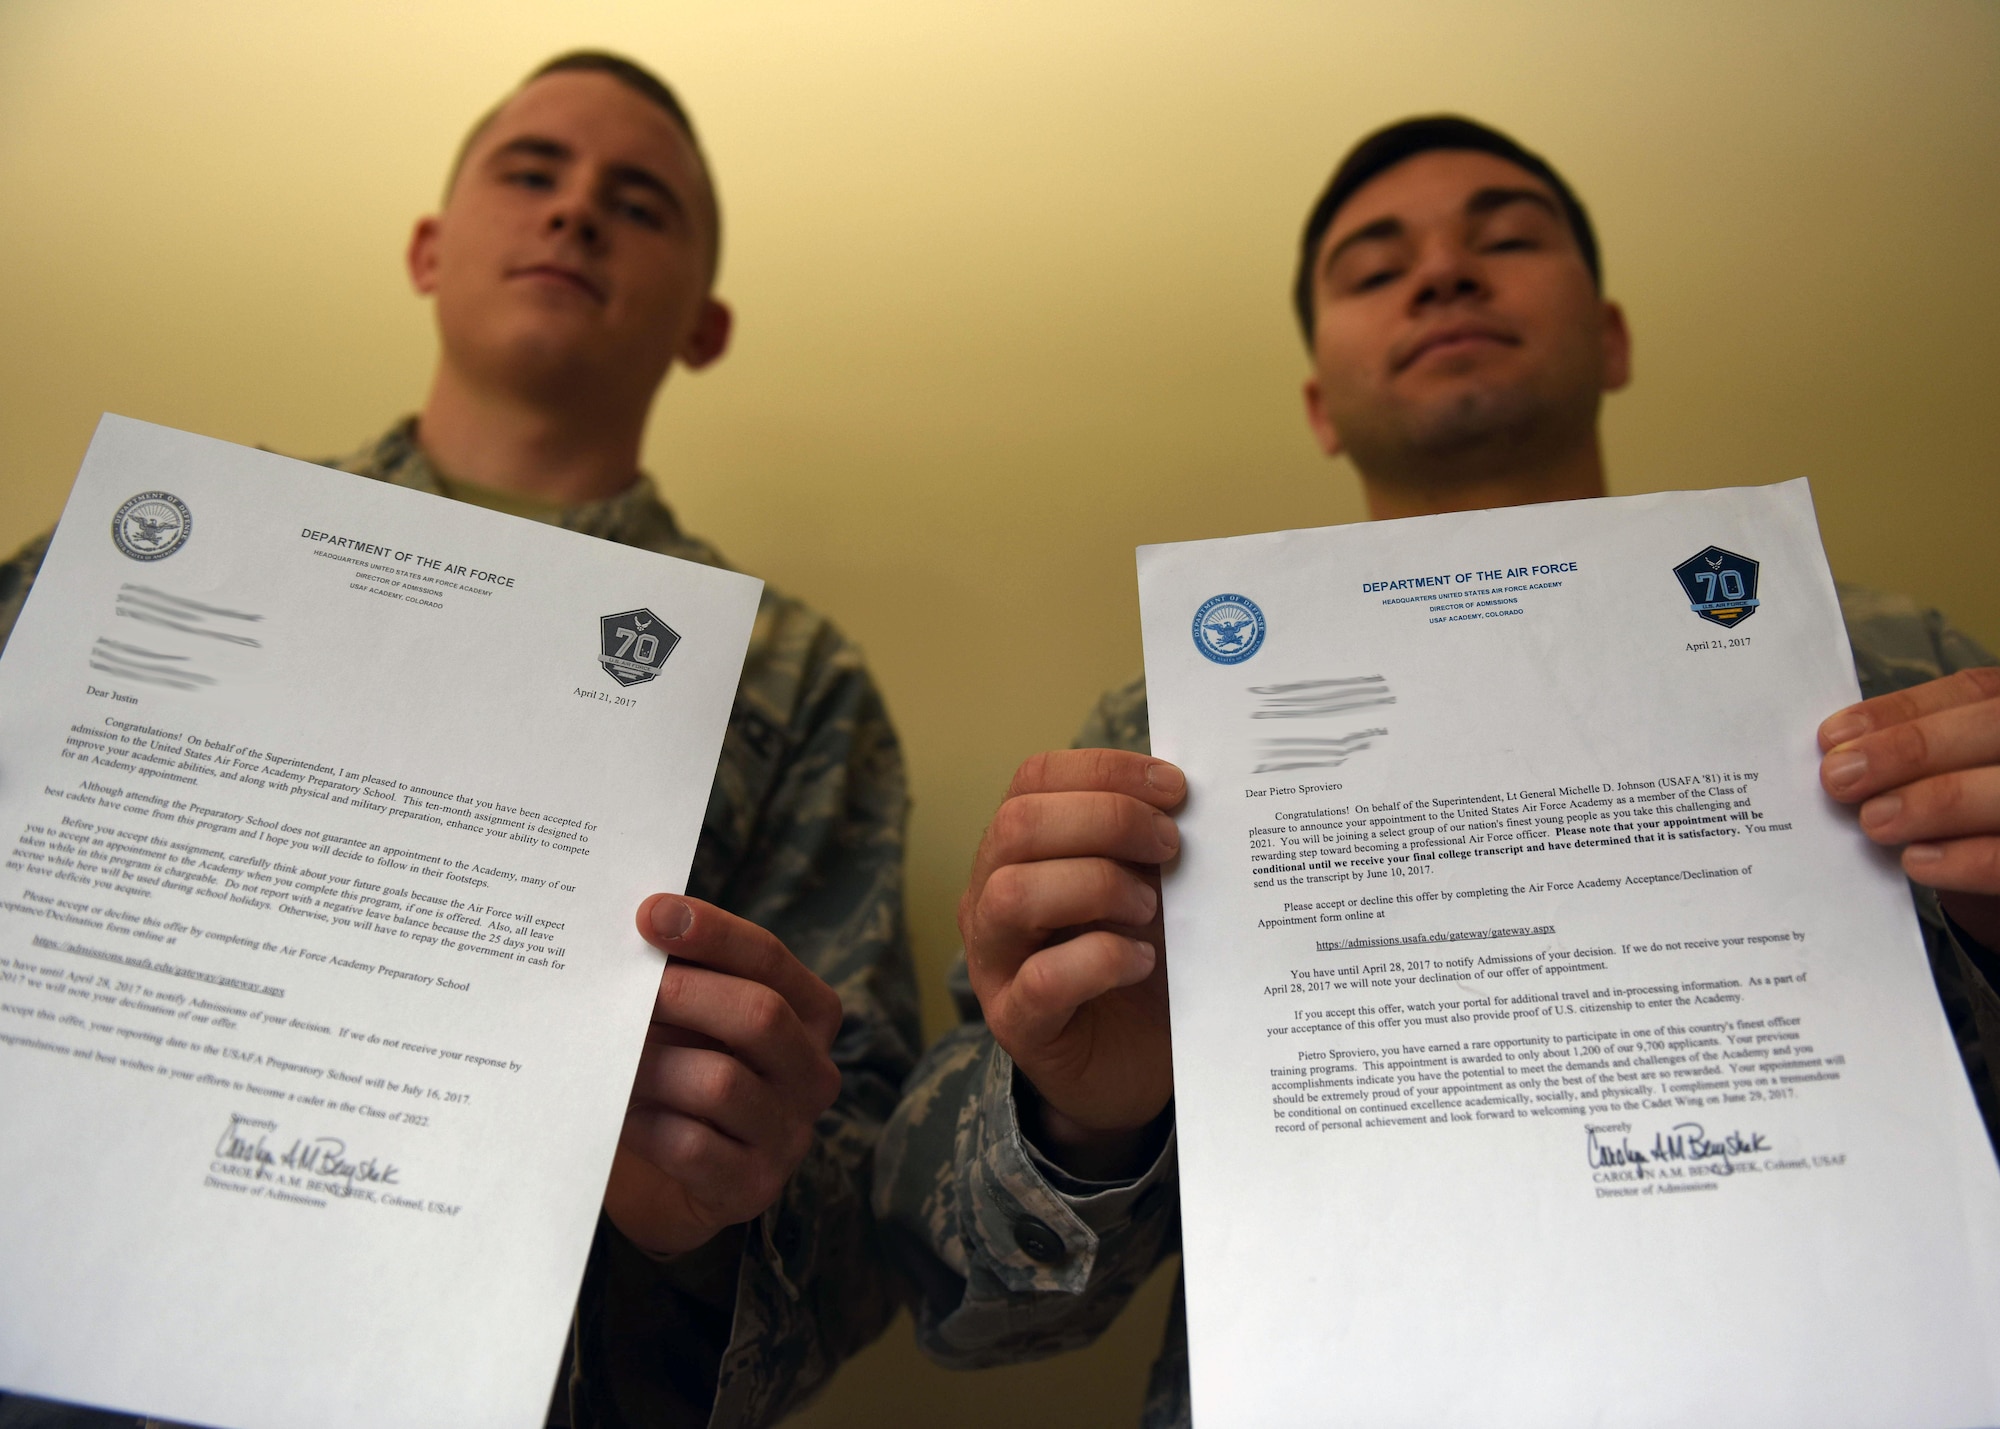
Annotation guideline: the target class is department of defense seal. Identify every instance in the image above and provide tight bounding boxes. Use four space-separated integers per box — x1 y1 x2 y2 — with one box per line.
111 491 192 562
1192 593 1266 664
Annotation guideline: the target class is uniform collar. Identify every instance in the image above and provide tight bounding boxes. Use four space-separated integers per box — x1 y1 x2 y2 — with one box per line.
325 416 714 562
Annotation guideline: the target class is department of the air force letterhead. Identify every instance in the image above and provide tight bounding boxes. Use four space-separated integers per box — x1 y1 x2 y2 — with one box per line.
0 415 760 1429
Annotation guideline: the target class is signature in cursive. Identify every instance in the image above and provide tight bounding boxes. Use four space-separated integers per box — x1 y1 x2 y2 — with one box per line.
1587 1122 1767 1178
280 1135 399 1192
213 1114 399 1194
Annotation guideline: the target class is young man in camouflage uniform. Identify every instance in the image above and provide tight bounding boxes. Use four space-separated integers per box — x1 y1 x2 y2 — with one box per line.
0 52 919 1429
874 116 2000 1427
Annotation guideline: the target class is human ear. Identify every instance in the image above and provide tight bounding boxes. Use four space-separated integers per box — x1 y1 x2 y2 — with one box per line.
680 298 733 371
406 216 443 297
1303 374 1346 459
1598 299 1631 393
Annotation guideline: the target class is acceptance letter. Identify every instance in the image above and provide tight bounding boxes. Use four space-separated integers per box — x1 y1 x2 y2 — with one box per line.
0 417 760 1428
1139 482 2000 1427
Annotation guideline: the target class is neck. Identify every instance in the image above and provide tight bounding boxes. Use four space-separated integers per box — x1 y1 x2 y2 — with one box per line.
1359 430 1608 522
415 358 652 506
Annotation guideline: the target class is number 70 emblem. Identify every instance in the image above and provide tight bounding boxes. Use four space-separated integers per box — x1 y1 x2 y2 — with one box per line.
1672 546 1760 629
599 608 681 687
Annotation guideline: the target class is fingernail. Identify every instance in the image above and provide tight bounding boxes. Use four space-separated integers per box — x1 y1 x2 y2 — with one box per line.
1151 811 1180 851
1859 793 1901 831
1822 749 1867 791
650 895 693 940
1145 762 1186 800
1129 939 1157 974
1904 843 1944 866
1138 883 1160 921
1820 712 1866 747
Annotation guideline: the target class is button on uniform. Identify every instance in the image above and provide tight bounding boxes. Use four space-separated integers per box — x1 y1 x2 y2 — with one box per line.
1011 1215 1067 1265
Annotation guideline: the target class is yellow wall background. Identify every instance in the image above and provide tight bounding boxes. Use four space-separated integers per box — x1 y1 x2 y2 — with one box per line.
3 2 1996 1423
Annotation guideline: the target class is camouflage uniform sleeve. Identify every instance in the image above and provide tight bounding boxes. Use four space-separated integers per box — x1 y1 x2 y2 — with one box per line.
873 675 1183 1367
1838 585 2000 1151
566 606 921 1429
1840 583 1998 700
0 531 52 657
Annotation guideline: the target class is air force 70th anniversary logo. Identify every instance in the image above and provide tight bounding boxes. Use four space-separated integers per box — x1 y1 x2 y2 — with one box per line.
111 491 192 562
1673 545 1760 628
599 608 680 687
1193 593 1266 664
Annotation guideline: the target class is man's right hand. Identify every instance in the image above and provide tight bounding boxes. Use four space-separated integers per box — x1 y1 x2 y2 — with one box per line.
960 749 1185 1177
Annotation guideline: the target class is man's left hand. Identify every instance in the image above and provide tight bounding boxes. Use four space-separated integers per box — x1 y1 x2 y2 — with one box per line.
1820 667 2000 951
604 894 845 1256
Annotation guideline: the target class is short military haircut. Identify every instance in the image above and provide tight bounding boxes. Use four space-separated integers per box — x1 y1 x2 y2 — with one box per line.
1290 115 1600 346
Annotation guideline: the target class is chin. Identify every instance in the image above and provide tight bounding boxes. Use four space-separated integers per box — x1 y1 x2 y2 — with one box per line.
458 337 600 402
1407 387 1545 454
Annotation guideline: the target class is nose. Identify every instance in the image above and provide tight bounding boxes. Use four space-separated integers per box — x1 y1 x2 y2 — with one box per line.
1407 236 1485 311
546 205 602 250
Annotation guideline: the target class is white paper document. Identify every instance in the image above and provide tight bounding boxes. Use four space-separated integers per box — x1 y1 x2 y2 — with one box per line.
0 416 761 1428
1138 481 2000 1428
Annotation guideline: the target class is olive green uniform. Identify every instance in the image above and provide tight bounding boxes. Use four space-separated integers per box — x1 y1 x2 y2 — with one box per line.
874 584 2000 1429
0 420 921 1429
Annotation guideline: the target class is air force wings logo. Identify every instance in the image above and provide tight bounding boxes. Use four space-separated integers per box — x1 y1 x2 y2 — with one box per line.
1673 545 1760 628
111 491 192 562
1192 593 1266 665
599 608 680 687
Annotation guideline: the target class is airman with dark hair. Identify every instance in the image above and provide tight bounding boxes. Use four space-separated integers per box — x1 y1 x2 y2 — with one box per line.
876 115 2000 1429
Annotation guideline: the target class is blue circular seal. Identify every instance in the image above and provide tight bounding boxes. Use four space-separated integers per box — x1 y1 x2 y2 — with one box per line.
1192 593 1265 664
111 491 192 562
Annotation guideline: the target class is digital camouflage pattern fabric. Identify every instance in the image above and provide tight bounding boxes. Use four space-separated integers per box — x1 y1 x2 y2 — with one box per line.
0 420 921 1429
874 583 2000 1429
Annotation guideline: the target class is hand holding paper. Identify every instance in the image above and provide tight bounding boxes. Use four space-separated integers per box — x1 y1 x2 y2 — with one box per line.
608 893 843 1255
1818 668 2000 947
960 749 1180 1168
